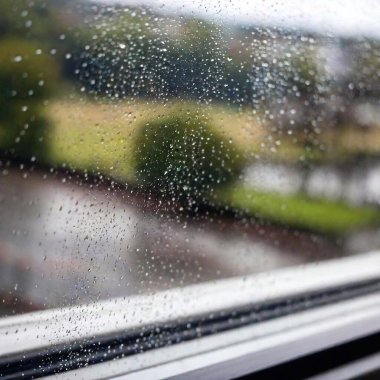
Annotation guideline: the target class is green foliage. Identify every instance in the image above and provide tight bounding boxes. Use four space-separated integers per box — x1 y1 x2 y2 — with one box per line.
0 38 59 161
0 39 58 105
0 0 63 42
216 185 380 235
0 112 52 162
134 110 244 203
72 10 253 102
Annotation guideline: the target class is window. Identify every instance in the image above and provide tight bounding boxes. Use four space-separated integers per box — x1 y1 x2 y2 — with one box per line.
1 1 380 379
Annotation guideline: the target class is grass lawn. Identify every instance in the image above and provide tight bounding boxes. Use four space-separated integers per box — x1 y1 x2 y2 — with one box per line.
215 185 380 235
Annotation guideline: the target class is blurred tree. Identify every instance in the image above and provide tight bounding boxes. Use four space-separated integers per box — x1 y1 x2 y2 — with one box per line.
166 19 225 99
286 52 331 144
71 9 253 103
0 0 63 42
134 110 244 206
0 0 71 162
253 40 333 147
71 8 165 98
0 38 59 161
344 39 380 99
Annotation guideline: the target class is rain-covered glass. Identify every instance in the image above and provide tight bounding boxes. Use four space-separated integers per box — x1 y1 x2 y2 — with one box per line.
1 0 380 364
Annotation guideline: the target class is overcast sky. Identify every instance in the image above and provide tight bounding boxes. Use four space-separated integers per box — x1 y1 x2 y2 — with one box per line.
100 0 380 38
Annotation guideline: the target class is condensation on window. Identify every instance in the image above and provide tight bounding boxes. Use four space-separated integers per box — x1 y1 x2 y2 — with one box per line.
0 0 380 351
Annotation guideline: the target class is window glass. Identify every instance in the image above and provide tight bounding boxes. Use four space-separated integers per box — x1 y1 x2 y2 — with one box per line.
0 0 380 319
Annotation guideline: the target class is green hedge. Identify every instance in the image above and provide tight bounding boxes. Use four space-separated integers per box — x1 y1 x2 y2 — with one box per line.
134 110 244 204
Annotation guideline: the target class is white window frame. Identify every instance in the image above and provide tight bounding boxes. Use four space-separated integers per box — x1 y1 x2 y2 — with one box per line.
1 251 380 379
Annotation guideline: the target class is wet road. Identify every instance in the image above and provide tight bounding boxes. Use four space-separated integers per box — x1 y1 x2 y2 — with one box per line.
0 166 354 315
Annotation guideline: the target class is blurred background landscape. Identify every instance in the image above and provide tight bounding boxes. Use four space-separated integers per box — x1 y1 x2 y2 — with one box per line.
2 0 380 315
